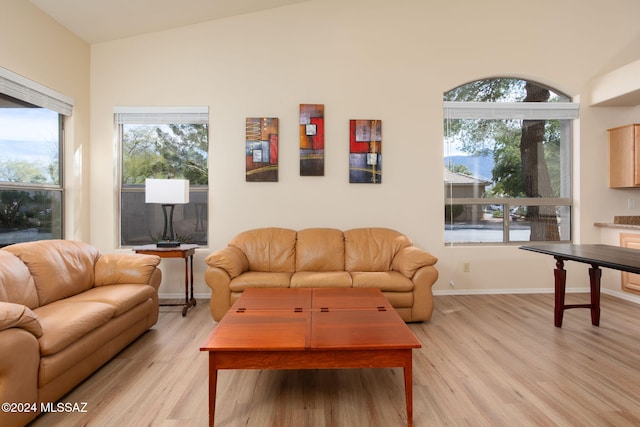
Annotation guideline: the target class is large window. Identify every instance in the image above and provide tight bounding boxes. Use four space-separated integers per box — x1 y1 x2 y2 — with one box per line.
0 65 72 247
116 107 209 247
444 78 577 244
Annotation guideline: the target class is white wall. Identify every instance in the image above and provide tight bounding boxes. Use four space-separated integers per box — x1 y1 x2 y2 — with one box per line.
88 0 640 297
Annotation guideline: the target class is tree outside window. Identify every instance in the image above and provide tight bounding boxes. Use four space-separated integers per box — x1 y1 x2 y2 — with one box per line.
444 78 575 244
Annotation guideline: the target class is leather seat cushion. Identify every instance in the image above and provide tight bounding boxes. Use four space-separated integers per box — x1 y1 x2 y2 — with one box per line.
62 284 156 316
34 301 115 355
229 272 293 291
291 271 352 288
351 271 414 292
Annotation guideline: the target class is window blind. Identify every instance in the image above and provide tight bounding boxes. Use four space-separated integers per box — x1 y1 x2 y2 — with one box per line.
443 101 579 120
0 66 74 116
113 106 209 124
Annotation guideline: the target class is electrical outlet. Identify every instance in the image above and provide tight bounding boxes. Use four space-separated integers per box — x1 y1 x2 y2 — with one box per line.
629 198 637 209
463 262 471 272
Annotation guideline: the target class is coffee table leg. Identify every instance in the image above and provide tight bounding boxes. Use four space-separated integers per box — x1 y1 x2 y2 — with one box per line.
589 266 601 326
403 352 414 427
553 258 566 327
208 353 218 427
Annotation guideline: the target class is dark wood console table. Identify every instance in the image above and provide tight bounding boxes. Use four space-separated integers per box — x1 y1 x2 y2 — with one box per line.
133 244 198 316
520 243 640 327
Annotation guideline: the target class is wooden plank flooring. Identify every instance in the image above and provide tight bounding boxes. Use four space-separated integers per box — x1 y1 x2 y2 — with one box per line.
28 293 640 426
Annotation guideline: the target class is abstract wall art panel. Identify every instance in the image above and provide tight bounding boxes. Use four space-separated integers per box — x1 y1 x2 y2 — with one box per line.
349 119 382 184
299 104 325 176
246 117 278 182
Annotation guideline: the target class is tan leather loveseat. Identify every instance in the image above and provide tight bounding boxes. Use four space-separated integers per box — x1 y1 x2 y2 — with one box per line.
205 227 438 322
0 240 161 427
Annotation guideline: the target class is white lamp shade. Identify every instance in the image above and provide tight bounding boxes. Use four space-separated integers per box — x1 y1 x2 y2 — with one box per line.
145 179 190 204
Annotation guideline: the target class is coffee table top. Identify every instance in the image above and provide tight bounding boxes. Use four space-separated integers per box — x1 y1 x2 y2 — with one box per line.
201 288 421 352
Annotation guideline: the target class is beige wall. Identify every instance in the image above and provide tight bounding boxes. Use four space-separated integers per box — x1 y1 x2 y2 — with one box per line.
89 0 640 298
7 0 639 299
0 0 91 241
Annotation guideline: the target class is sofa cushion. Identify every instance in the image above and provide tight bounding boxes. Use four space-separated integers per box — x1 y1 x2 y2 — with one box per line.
34 301 115 355
295 228 345 271
291 271 352 288
3 240 99 305
0 250 39 309
351 271 414 292
61 284 156 316
229 272 293 291
230 228 296 272
344 228 412 272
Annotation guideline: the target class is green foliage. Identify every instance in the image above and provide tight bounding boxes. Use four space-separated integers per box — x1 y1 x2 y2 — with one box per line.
122 124 208 185
444 78 564 199
447 164 472 175
0 159 52 184
0 190 57 232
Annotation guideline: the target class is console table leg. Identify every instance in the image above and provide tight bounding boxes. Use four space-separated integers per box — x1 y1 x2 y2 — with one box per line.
553 258 566 328
589 266 601 326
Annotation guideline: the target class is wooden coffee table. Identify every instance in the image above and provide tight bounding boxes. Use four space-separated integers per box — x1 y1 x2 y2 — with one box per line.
200 287 421 426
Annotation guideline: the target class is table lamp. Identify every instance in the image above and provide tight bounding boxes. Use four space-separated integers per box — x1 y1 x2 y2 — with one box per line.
145 178 190 247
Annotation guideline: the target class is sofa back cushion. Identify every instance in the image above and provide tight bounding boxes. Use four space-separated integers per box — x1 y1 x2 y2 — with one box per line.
3 240 100 306
295 228 345 271
0 250 39 308
230 228 296 272
344 228 412 272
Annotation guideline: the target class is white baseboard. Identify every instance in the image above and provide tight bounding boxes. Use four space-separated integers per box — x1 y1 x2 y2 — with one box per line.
158 290 640 305
433 287 640 305
158 292 210 300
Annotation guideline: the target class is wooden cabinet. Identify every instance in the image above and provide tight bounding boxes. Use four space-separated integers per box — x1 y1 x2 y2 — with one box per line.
608 124 640 188
620 233 640 294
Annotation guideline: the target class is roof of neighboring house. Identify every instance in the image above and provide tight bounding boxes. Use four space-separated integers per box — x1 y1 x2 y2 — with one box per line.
444 168 491 185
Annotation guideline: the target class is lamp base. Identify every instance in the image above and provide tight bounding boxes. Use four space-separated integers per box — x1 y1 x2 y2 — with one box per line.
156 241 181 248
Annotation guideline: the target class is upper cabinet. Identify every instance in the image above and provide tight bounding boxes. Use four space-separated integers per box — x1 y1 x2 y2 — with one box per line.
609 124 640 188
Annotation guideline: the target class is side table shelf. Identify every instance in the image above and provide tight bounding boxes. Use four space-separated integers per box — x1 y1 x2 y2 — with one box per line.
132 244 198 316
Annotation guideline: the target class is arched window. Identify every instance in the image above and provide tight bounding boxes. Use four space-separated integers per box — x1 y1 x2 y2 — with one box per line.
444 78 578 244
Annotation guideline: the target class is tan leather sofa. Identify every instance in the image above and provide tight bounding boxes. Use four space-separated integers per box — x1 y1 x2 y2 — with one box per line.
205 227 438 322
0 240 162 427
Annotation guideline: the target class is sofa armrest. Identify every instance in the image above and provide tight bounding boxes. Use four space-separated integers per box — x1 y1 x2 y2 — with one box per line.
391 246 438 278
94 253 162 287
205 246 249 279
0 328 40 427
0 302 42 337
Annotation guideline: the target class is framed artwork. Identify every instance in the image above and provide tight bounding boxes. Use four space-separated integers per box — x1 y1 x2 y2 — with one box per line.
246 117 278 182
299 104 324 176
349 119 382 184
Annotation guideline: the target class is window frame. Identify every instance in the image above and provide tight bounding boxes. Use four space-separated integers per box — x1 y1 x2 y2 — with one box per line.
444 86 578 245
0 66 71 246
114 106 209 248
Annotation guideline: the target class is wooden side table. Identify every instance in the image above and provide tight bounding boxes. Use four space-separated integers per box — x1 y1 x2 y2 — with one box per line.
133 244 198 316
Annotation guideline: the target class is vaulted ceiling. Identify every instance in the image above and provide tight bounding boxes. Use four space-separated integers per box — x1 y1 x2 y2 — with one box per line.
29 0 309 44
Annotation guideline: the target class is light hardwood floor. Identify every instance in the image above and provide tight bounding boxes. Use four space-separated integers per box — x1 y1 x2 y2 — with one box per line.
29 293 640 427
